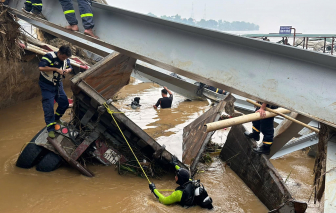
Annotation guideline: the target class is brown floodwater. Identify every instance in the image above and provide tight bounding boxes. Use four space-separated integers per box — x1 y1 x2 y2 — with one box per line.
0 80 318 212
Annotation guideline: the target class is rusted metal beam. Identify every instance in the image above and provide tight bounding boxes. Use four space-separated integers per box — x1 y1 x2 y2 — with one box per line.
47 136 94 177
331 38 334 55
71 132 99 161
291 27 296 46
72 53 136 100
182 95 235 172
324 38 327 53
220 124 307 211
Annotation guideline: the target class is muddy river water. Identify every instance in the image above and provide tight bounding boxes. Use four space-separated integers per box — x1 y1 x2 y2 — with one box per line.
0 80 319 212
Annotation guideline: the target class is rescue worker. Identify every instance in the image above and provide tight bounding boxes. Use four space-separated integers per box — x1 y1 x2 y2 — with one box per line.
205 85 227 95
22 0 45 19
149 157 213 209
129 97 141 109
263 37 270 42
58 0 98 38
1 0 9 5
38 45 73 138
283 37 290 46
153 86 173 109
245 102 278 155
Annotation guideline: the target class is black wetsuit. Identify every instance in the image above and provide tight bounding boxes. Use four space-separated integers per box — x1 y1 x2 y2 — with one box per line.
155 94 173 109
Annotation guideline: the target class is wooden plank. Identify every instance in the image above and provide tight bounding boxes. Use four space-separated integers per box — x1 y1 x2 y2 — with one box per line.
182 94 235 172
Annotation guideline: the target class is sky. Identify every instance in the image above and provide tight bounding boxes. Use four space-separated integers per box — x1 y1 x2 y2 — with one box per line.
106 0 335 34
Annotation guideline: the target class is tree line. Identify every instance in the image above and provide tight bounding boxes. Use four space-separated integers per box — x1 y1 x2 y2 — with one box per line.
148 13 259 31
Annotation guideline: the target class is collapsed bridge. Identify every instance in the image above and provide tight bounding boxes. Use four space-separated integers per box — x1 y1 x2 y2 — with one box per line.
5 0 336 212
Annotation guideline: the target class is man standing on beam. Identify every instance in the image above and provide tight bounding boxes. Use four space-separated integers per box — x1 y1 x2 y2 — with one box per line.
22 0 46 19
58 0 99 39
245 102 278 155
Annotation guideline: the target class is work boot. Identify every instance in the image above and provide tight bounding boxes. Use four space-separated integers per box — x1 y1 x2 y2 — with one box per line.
84 28 99 39
55 119 65 126
253 145 270 155
22 3 32 13
48 131 56 138
244 131 260 141
30 9 47 20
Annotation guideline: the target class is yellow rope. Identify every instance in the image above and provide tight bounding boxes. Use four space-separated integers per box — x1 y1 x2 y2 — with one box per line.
157 189 175 192
103 102 152 184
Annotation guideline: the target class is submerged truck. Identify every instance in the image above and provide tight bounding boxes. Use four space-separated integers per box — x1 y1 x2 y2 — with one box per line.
16 53 180 176
15 52 230 178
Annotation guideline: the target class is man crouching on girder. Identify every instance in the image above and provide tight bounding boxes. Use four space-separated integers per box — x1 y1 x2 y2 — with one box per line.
149 156 213 209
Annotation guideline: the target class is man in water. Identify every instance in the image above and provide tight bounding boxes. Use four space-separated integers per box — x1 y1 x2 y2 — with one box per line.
38 45 73 138
153 86 173 109
58 0 99 38
149 157 213 209
245 102 278 155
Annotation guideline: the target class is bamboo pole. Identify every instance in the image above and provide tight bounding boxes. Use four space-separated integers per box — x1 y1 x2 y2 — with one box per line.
25 43 83 68
205 108 290 132
246 100 320 133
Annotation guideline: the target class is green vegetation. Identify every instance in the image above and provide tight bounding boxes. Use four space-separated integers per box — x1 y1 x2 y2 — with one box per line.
148 13 259 31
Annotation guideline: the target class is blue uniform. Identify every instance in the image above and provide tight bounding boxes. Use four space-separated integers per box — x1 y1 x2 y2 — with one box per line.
58 0 95 30
24 0 42 12
205 85 227 95
39 52 72 132
252 103 278 147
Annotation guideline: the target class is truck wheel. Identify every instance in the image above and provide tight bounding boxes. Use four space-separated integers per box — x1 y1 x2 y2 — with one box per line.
16 143 46 169
36 151 63 172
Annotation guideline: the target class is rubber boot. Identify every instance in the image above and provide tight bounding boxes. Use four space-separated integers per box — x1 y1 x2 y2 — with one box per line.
22 2 32 13
253 144 270 155
244 131 260 141
48 131 56 138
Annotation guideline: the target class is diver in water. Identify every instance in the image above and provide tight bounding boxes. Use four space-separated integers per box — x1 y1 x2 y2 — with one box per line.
149 156 213 209
128 97 141 109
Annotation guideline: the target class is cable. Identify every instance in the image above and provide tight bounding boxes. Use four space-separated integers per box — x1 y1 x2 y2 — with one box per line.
103 102 152 184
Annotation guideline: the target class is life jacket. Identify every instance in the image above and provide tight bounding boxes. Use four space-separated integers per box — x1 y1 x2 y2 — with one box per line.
40 52 68 86
176 180 213 209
